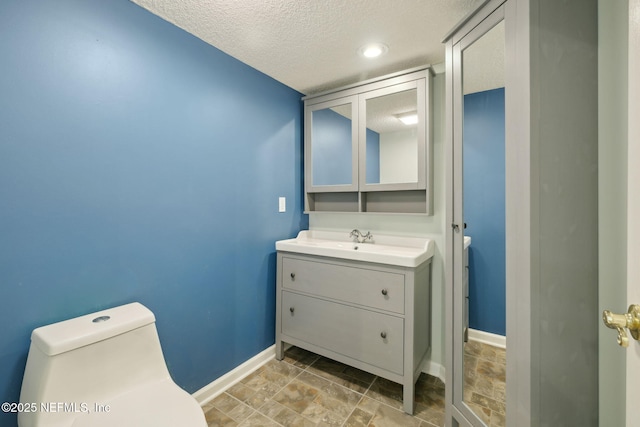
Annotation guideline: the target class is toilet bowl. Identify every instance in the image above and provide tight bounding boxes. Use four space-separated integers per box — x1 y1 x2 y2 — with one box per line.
18 303 207 427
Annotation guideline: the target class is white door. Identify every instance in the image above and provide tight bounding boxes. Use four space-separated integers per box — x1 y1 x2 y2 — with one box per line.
626 0 640 419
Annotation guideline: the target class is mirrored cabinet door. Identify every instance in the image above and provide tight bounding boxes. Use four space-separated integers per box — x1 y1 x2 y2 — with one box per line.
448 4 506 427
358 80 426 191
305 95 358 192
303 67 433 214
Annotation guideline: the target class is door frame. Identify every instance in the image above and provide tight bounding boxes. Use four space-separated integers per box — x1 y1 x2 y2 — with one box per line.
626 0 640 420
598 0 631 425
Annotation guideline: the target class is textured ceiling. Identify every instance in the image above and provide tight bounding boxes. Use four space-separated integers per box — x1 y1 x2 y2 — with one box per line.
130 0 485 95
463 20 505 95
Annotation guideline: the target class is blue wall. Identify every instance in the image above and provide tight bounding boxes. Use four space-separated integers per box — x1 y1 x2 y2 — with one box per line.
463 88 506 336
0 0 305 424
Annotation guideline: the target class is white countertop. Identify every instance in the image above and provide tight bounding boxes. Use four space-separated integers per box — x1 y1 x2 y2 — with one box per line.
276 230 435 268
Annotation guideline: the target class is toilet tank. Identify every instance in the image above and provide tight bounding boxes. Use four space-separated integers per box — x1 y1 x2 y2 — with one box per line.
19 303 173 427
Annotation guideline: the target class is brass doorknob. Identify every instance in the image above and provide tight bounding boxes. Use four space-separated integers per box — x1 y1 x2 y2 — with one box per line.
602 304 640 347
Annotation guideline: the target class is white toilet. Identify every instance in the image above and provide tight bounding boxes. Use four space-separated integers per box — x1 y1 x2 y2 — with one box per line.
18 302 207 427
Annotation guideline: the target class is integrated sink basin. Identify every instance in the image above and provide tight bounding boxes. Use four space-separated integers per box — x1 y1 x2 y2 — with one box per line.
276 230 435 267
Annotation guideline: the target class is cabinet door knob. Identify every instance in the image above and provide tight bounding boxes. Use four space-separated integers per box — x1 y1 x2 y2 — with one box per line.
381 289 388 296
289 307 295 314
290 273 295 280
380 331 387 339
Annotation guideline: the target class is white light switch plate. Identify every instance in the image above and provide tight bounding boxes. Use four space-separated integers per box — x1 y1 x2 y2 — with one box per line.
278 197 286 212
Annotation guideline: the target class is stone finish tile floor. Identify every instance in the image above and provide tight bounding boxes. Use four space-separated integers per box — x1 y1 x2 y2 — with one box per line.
202 346 446 427
463 341 506 427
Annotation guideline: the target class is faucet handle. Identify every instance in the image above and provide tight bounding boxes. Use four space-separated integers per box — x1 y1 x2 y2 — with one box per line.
349 229 373 243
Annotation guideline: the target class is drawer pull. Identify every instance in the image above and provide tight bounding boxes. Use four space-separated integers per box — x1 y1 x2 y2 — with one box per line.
289 307 295 314
380 331 387 339
290 273 296 280
381 289 388 296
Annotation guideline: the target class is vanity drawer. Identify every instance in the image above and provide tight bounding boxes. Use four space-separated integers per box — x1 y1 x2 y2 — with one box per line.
282 257 405 314
281 291 404 375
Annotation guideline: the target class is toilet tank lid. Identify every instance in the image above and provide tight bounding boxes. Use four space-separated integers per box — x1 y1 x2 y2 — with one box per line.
31 302 156 356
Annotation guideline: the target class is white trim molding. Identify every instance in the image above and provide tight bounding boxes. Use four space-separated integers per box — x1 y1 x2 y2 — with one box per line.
422 359 446 384
468 328 506 349
192 345 275 406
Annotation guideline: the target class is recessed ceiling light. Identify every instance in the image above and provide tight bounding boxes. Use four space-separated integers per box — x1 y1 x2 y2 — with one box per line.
358 43 388 59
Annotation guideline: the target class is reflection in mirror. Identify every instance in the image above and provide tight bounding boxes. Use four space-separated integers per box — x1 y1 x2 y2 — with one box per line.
365 89 418 184
461 20 506 426
311 104 353 186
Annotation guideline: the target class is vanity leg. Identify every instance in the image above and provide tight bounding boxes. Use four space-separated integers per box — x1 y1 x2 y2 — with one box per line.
275 339 284 361
403 380 415 415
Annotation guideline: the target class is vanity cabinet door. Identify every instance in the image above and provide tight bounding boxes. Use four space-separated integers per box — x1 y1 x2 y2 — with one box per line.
358 79 427 192
282 256 405 314
281 291 404 375
305 96 359 192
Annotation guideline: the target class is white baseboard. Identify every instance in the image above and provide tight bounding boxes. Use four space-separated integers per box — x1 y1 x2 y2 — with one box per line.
468 328 506 349
422 359 446 384
192 344 275 406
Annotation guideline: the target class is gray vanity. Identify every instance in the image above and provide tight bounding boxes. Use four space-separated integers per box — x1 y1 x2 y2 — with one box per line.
275 231 434 414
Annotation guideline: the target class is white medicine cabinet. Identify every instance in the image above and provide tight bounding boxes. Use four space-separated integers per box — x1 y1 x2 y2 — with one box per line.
304 67 434 214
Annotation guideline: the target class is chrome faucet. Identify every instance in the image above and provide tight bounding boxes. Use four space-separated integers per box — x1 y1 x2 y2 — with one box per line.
349 229 373 243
